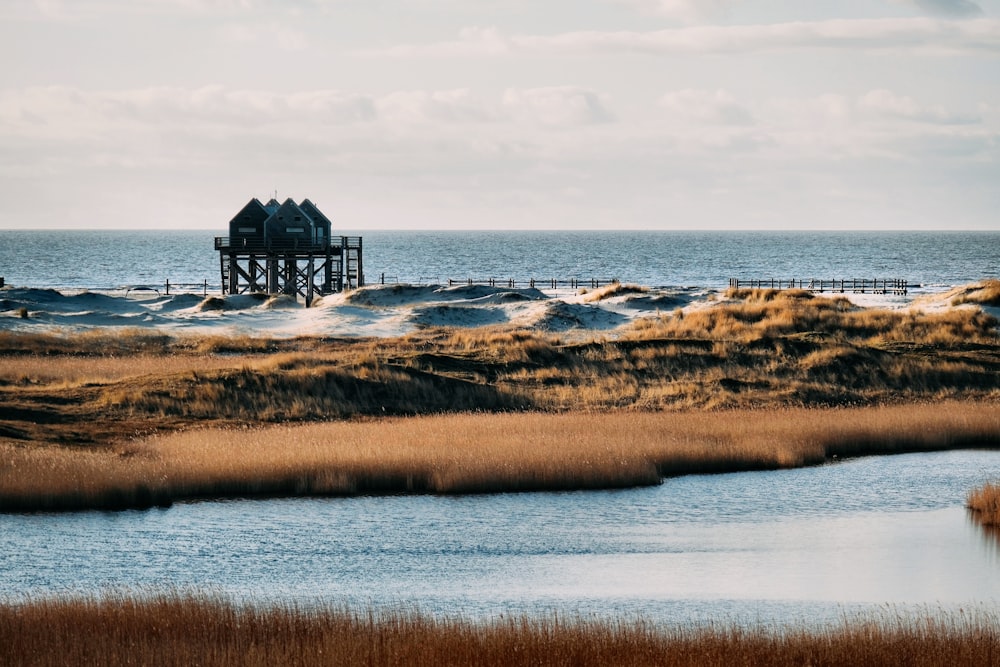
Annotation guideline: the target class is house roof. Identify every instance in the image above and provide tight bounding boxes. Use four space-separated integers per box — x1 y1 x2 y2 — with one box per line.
299 198 332 229
230 197 334 234
228 198 271 228
264 198 315 230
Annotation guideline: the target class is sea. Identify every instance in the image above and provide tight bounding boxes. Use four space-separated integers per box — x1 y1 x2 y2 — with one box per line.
0 230 997 292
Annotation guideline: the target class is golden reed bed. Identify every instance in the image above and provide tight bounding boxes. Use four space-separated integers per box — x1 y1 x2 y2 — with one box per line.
2 403 998 511
2 593 998 667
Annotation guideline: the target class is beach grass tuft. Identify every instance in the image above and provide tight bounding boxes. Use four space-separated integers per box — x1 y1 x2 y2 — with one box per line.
951 279 1000 307
583 282 648 302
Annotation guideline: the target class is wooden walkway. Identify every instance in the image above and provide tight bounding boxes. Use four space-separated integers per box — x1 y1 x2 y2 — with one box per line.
729 278 909 295
377 275 621 290
447 277 620 289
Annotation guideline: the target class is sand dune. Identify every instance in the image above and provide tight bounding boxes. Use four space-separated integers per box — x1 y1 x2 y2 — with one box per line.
0 281 994 338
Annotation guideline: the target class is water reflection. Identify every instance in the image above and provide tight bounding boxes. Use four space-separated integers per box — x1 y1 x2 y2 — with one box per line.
2 450 1000 624
967 509 1000 562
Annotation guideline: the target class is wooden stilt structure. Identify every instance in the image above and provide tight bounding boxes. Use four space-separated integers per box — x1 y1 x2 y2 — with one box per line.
215 236 363 305
215 197 362 305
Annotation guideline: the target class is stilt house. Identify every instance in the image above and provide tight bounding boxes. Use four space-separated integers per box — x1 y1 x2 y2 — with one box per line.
215 197 362 304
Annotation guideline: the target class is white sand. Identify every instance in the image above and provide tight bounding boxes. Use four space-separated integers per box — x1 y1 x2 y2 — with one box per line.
0 281 995 339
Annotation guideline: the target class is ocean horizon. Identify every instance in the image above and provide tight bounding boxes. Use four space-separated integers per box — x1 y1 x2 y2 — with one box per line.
2 229 997 293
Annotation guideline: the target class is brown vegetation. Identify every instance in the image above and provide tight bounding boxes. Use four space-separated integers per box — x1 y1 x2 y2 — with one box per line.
3 292 996 435
3 404 998 511
1 593 997 667
582 282 648 302
967 482 1000 526
950 279 1000 307
1 291 998 509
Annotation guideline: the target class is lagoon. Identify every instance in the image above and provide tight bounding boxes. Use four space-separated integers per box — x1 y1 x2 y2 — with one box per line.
4 449 1000 625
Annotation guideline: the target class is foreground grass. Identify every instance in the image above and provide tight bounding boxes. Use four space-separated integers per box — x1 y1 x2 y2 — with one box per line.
3 403 998 511
2 593 998 667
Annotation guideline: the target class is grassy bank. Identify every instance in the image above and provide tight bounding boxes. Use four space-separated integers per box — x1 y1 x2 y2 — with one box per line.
2 593 997 667
3 403 998 511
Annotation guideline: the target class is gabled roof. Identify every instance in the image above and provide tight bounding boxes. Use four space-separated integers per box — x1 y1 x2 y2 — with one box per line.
264 198 315 230
299 198 332 229
230 196 335 236
229 198 271 228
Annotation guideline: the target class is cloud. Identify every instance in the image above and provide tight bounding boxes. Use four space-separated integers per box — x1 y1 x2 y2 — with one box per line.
362 18 1000 58
2 0 325 20
893 0 984 17
1 83 996 230
377 89 498 124
360 25 512 58
858 89 981 124
502 87 615 126
658 89 754 125
613 0 738 23
0 86 378 137
2 85 614 138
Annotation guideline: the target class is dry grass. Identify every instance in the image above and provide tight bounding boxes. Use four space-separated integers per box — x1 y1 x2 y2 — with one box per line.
0 354 267 387
2 292 998 422
951 279 1000 307
1 593 998 667
967 482 1000 526
631 288 998 346
582 282 648 302
3 403 997 511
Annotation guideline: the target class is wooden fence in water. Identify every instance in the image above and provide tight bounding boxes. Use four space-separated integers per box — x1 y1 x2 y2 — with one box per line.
728 278 909 295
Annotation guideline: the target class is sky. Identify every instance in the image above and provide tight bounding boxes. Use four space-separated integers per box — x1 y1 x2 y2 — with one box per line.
0 0 998 231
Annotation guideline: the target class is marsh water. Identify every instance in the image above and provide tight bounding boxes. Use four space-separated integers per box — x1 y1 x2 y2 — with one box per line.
4 449 1000 625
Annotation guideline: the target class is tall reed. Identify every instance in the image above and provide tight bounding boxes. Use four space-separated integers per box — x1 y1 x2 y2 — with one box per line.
967 482 1000 526
3 403 997 511
1 593 998 667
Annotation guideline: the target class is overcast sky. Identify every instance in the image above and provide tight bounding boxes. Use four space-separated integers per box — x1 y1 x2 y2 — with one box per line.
1 0 998 231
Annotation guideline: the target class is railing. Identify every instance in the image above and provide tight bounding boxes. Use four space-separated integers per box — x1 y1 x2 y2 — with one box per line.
728 278 909 295
15 281 218 298
215 236 362 253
